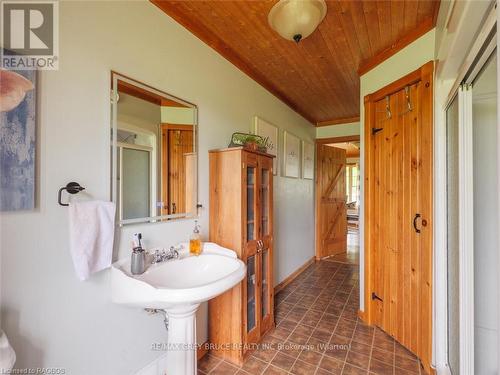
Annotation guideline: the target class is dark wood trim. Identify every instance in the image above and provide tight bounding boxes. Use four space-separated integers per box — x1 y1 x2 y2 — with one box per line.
316 116 360 127
274 257 315 294
161 123 194 131
111 70 196 108
357 18 435 76
315 135 360 145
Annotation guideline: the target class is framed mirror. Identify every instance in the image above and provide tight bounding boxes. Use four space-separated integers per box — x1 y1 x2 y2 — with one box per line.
110 72 198 226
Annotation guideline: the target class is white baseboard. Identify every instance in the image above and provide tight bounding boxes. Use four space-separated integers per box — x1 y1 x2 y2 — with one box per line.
135 354 168 375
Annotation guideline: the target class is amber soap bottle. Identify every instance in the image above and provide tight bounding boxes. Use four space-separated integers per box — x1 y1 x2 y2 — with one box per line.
189 220 202 256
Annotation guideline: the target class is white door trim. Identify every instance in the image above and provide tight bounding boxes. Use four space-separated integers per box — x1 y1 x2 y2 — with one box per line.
458 85 474 375
434 4 497 373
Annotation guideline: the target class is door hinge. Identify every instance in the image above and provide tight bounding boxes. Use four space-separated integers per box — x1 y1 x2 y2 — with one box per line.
372 127 383 135
372 292 383 302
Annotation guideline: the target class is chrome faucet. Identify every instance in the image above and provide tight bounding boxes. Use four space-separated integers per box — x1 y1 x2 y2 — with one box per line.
151 246 181 264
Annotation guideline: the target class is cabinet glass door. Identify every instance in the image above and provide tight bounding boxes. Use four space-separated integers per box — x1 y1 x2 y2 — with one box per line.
259 157 273 333
246 255 257 333
260 166 270 237
244 154 260 344
247 166 256 241
261 249 270 318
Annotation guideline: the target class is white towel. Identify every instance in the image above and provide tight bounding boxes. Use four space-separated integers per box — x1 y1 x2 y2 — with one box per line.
68 201 116 281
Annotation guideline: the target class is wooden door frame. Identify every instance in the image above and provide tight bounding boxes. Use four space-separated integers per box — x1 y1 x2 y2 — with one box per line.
315 135 360 260
363 61 434 372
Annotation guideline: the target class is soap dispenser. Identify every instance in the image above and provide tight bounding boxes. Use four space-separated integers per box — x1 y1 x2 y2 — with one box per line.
189 220 202 256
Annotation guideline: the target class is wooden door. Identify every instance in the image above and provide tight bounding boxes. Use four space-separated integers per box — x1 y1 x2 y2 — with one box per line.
365 62 433 373
258 155 274 334
243 151 261 345
315 144 347 259
161 125 193 215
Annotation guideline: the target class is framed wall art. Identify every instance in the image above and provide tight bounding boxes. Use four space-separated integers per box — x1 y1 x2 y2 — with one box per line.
0 51 37 211
283 131 300 178
302 141 314 180
253 116 278 174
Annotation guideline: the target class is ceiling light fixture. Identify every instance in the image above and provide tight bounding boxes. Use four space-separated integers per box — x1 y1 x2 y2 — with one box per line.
268 0 327 43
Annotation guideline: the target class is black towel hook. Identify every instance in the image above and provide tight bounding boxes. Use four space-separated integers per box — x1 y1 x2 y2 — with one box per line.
58 182 85 206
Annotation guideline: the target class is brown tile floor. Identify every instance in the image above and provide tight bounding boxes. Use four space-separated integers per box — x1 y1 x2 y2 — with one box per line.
199 239 425 375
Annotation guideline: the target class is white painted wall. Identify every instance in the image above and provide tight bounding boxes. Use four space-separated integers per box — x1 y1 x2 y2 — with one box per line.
472 54 498 375
119 93 161 132
315 122 360 138
160 107 195 125
358 29 436 312
0 2 315 374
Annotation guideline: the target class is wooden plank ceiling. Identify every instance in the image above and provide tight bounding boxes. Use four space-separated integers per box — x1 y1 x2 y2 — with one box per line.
152 0 440 125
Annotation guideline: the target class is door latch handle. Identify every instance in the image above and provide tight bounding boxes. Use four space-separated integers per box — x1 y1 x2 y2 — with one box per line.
372 292 383 302
413 213 421 233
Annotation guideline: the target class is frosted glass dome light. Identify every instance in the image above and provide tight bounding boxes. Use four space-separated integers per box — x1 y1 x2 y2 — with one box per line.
268 0 327 43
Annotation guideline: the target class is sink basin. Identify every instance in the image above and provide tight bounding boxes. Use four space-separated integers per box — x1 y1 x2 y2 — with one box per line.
112 246 245 308
111 242 246 375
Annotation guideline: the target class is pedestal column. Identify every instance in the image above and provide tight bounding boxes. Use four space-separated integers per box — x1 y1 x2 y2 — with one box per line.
164 304 200 375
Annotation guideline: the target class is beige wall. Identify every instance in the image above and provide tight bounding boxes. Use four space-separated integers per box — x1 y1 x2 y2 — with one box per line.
315 121 360 139
161 106 196 124
358 29 437 311
0 2 315 374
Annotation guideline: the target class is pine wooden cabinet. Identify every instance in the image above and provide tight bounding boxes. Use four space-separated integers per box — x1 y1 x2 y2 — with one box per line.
208 147 275 365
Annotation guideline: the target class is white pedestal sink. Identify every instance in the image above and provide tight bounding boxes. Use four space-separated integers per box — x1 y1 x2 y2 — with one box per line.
111 243 246 375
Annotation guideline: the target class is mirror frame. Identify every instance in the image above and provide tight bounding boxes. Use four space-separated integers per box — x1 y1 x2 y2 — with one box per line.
110 71 199 226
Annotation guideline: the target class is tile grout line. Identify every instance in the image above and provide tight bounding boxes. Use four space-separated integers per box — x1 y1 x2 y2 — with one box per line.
262 263 322 374
202 260 368 375
294 263 343 375
284 262 340 375
336 278 356 375
366 317 377 375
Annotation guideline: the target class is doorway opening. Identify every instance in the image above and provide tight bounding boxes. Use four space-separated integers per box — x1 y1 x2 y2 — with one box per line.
315 135 360 264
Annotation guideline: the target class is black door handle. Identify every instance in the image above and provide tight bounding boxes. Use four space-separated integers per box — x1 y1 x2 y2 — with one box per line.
413 213 421 233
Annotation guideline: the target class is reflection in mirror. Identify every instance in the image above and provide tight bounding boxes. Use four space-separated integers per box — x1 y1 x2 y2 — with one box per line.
111 73 197 225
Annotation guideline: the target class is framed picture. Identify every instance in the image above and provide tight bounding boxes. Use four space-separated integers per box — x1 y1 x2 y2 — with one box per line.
302 141 314 180
253 116 278 174
283 131 300 178
0 51 36 211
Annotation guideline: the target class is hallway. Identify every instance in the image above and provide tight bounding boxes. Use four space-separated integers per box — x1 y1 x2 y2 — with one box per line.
198 249 425 375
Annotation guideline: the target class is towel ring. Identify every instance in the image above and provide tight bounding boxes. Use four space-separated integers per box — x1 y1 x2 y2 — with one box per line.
58 182 85 206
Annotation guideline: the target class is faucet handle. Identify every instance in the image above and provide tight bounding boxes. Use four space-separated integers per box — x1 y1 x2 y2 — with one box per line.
169 246 180 259
151 249 162 264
